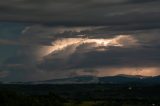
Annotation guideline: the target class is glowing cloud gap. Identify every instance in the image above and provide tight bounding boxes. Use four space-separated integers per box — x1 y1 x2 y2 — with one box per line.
95 67 160 77
38 35 138 58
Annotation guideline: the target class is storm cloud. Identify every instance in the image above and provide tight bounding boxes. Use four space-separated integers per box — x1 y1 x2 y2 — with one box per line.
0 0 160 27
0 0 160 81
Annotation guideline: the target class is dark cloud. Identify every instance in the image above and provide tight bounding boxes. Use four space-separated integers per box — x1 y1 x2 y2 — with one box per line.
127 0 159 4
68 47 160 69
36 43 160 71
0 24 160 81
0 39 17 45
0 0 159 27
0 0 160 81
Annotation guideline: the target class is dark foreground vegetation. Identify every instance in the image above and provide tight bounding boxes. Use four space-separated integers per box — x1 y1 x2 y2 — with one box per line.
0 84 160 106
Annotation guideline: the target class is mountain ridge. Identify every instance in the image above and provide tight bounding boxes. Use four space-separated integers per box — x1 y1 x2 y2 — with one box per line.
7 74 160 84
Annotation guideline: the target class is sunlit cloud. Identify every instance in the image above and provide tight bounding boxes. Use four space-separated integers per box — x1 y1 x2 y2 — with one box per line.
37 35 138 59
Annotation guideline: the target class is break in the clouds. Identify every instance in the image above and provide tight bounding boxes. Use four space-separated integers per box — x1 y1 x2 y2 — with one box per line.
0 0 160 81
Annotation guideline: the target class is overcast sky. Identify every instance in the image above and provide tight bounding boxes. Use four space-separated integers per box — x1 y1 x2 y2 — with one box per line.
0 0 160 82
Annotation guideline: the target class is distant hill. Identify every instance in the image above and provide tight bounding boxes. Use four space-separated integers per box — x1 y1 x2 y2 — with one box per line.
8 75 160 85
32 75 99 84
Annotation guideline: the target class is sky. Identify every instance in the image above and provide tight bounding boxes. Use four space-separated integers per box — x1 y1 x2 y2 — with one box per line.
0 0 160 82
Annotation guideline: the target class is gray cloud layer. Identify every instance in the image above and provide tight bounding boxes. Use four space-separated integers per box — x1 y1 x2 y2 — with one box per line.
0 0 160 81
0 0 160 27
